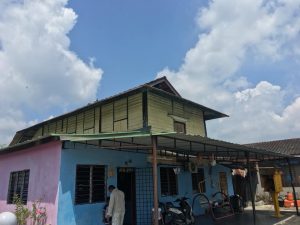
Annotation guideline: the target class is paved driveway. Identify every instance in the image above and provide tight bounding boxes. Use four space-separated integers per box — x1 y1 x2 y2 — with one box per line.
194 209 299 225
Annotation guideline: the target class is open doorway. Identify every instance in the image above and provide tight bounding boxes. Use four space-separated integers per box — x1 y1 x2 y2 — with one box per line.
117 167 136 225
219 172 229 195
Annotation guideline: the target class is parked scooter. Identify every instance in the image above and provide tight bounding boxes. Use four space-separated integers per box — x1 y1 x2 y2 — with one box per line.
160 197 194 225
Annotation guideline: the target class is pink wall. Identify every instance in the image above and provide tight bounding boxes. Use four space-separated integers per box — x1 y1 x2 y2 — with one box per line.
0 141 62 225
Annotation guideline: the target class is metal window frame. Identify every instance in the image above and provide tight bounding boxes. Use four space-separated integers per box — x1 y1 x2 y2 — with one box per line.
7 169 30 204
75 164 106 205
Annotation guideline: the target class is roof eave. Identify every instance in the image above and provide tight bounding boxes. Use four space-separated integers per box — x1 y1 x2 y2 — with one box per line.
146 87 228 120
1 136 60 155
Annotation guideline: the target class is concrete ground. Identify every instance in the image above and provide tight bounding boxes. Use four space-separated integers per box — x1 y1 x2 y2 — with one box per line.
194 205 300 225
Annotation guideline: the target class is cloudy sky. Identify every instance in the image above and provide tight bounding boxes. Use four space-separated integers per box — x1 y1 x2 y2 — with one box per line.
0 0 300 145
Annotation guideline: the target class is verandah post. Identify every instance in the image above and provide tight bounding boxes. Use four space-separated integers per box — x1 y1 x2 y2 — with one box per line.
286 157 299 216
246 152 256 225
152 135 159 225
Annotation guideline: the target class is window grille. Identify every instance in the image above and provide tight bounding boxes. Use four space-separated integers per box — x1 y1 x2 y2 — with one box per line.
7 170 30 204
75 165 105 204
136 167 153 225
160 167 178 196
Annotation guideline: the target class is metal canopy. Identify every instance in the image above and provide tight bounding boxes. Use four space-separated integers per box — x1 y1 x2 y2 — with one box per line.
52 131 292 164
2 130 297 225
53 131 296 225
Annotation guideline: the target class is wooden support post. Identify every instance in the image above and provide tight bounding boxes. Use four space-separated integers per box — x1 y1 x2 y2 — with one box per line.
286 158 299 216
272 170 283 218
246 152 256 225
152 135 159 225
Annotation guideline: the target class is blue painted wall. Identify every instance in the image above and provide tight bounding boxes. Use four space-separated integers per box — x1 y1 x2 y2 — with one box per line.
57 142 233 225
157 164 233 215
57 142 150 225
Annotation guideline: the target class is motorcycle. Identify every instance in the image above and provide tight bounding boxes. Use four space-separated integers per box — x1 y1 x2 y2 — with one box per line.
160 197 194 225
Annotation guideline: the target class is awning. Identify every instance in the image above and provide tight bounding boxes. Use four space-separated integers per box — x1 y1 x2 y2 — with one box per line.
51 131 292 165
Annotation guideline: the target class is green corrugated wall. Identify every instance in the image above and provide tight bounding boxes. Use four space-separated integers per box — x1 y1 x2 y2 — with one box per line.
147 92 205 136
30 93 143 139
17 91 205 143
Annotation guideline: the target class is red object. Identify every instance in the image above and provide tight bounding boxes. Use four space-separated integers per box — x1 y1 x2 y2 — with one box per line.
284 199 293 208
287 192 293 201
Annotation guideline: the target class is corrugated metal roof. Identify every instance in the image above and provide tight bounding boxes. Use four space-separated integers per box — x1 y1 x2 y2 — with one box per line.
53 131 291 160
2 131 293 164
246 138 300 156
14 77 227 135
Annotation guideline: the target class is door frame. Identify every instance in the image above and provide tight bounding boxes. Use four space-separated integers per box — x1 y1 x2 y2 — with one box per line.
117 167 136 225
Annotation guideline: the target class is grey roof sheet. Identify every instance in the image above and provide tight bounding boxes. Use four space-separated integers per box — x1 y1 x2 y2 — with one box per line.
246 138 300 156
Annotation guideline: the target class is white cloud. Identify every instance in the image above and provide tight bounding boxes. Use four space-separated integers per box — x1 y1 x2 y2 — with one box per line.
0 0 103 144
158 0 300 143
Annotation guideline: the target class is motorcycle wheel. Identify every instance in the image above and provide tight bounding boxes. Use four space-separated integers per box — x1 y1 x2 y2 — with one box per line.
186 216 195 225
164 213 173 225
190 215 195 224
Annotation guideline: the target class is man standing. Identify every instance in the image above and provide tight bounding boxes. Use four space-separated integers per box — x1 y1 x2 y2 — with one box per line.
106 185 125 225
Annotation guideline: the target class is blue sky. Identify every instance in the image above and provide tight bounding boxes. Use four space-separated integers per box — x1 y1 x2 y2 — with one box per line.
1 0 300 145
67 0 300 99
67 0 203 99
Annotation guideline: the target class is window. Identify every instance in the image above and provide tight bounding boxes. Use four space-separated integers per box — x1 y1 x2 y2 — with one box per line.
191 168 206 193
174 121 186 134
160 167 178 196
7 170 30 204
75 165 106 204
